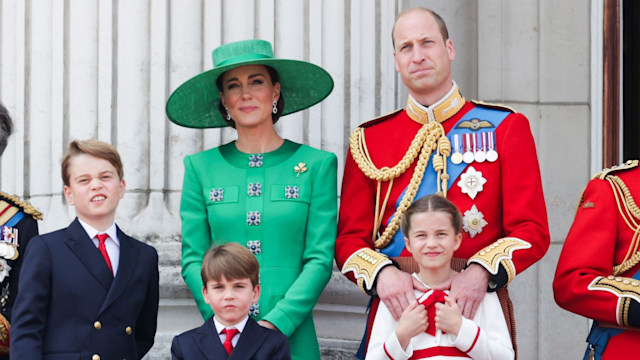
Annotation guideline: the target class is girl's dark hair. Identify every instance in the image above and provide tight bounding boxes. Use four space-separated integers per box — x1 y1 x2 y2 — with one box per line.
400 194 463 236
216 65 285 128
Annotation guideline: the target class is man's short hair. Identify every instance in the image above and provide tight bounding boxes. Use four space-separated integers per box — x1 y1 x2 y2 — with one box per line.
201 242 260 288
392 7 450 49
61 139 124 186
0 103 14 156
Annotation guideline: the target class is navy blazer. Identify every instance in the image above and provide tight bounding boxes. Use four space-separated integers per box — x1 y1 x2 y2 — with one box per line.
10 218 159 360
171 316 290 360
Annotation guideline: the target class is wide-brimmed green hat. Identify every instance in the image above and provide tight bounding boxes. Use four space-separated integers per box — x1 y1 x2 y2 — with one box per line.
166 39 334 128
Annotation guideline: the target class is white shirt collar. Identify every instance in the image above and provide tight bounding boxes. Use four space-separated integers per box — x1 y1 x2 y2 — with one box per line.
213 315 249 334
77 218 119 246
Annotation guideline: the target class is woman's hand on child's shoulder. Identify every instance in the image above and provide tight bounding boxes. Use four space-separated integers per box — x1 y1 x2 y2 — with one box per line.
435 296 462 335
395 301 428 350
258 320 278 331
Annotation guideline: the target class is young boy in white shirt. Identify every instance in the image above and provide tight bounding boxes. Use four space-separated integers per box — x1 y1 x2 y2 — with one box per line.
171 242 290 359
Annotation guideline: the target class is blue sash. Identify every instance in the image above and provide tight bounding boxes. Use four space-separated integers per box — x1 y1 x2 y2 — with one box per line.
5 211 24 227
380 107 510 256
583 270 640 360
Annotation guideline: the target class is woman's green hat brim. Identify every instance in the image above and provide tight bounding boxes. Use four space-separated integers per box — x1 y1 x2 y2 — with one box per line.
166 39 334 129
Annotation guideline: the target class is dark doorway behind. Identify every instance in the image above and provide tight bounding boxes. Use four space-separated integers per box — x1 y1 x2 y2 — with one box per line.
623 0 640 161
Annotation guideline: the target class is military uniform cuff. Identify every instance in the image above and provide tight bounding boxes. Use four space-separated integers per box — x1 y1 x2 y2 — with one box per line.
628 298 640 328
366 258 399 296
468 237 531 287
341 248 392 294
588 275 640 326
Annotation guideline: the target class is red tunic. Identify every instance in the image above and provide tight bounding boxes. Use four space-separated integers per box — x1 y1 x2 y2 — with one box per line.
336 99 550 290
554 162 640 359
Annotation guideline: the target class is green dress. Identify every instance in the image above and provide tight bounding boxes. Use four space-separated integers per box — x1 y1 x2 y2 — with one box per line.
180 140 337 359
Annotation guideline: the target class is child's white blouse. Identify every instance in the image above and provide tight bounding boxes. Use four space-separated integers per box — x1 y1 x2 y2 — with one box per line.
365 273 514 360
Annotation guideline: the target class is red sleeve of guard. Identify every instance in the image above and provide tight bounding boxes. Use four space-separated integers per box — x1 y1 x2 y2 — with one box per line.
553 177 625 324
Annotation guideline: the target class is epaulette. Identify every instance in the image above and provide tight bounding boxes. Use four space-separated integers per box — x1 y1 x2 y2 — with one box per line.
470 99 517 114
593 160 639 180
358 109 403 128
0 191 43 220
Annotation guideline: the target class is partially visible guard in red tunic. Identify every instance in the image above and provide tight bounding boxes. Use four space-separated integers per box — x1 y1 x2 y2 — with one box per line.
554 160 640 360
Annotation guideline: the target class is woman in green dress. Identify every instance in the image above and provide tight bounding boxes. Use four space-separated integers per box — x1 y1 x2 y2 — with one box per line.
166 39 337 359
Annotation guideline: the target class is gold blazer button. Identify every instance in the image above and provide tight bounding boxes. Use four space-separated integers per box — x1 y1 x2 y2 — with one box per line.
125 326 132 335
94 321 102 330
92 355 100 360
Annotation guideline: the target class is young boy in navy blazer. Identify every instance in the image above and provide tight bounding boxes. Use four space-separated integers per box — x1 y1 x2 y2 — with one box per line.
171 242 290 360
10 139 159 360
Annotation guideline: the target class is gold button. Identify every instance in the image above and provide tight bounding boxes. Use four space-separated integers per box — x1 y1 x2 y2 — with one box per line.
125 326 132 335
92 355 100 360
94 321 102 330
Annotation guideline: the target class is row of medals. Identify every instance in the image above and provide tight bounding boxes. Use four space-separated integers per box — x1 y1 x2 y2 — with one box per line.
450 132 498 165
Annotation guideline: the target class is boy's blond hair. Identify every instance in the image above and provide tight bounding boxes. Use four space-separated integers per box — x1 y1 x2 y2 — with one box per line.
61 139 124 186
201 242 259 288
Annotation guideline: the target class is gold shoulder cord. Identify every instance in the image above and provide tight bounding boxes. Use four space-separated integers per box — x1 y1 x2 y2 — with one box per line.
607 175 640 275
0 190 43 220
349 121 449 249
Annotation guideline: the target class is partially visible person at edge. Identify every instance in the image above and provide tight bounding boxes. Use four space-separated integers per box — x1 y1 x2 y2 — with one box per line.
166 39 337 360
0 103 42 359
554 160 640 360
334 7 550 358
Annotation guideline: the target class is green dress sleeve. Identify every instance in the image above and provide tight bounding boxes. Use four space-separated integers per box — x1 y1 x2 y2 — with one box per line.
261 152 338 335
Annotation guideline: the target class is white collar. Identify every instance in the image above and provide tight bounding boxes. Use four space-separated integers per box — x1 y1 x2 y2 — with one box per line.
213 315 249 334
78 219 119 245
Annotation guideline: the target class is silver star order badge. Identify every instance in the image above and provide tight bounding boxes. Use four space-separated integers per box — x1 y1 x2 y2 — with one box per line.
457 166 487 200
463 205 488 238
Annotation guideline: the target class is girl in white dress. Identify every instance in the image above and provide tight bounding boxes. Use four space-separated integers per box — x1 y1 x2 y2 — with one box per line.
365 195 514 360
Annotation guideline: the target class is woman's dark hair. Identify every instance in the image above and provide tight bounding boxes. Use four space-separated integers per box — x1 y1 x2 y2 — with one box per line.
216 65 285 128
400 194 463 236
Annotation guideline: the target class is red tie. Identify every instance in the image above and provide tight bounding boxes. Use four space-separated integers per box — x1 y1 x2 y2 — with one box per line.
419 290 448 336
222 328 239 355
95 234 113 275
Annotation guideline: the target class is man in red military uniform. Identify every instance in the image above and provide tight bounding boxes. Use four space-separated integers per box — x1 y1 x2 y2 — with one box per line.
335 7 550 357
554 160 640 360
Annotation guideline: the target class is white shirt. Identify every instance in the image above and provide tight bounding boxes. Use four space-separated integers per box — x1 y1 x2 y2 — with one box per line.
213 315 249 348
78 219 120 275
